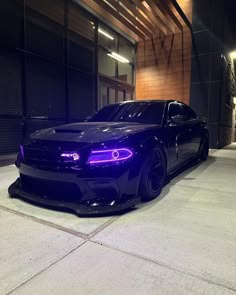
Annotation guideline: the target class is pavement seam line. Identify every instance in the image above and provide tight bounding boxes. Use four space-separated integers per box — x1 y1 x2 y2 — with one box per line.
90 240 236 293
211 162 236 167
5 240 88 295
88 215 122 239
0 205 88 239
0 205 124 240
174 183 236 195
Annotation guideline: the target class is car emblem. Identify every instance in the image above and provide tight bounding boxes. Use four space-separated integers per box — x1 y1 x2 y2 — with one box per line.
60 152 80 161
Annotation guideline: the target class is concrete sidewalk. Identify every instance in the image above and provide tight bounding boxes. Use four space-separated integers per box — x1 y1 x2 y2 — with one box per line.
0 145 236 295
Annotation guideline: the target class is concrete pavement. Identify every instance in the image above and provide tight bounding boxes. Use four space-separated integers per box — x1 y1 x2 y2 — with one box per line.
0 145 236 294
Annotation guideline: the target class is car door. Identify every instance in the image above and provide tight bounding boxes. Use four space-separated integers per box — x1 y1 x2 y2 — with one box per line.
180 103 202 155
166 102 193 172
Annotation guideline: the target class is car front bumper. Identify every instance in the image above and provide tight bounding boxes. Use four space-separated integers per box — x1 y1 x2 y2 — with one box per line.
8 162 141 216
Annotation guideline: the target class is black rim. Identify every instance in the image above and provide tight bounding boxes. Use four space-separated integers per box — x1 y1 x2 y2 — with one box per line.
147 150 165 192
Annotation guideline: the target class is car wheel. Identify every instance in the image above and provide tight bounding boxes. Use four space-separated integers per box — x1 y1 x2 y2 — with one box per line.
139 147 167 202
199 137 209 161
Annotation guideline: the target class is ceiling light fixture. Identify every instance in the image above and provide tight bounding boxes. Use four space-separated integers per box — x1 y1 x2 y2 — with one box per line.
107 52 130 63
98 28 114 40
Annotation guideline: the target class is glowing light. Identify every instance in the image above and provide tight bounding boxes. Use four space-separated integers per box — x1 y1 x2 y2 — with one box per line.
61 152 80 161
88 148 133 164
112 150 119 159
98 28 114 40
107 52 130 63
230 51 236 59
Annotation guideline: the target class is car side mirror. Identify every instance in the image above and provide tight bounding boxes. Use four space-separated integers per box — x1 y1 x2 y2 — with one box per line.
170 114 188 124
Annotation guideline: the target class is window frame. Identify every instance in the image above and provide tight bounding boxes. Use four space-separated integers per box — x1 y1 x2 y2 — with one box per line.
167 102 183 121
180 103 197 120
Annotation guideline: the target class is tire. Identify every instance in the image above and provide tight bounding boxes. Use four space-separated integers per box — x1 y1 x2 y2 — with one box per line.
139 147 167 202
199 136 209 161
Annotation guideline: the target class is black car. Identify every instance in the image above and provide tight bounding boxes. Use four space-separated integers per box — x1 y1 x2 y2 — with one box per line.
9 100 209 215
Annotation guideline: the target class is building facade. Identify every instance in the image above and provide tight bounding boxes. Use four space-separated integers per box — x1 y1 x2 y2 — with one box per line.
0 0 136 154
0 0 235 154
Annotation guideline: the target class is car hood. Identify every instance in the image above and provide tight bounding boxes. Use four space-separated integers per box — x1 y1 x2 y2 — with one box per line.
31 122 158 143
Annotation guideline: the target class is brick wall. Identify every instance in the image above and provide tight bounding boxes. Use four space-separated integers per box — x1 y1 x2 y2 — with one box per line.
136 0 193 104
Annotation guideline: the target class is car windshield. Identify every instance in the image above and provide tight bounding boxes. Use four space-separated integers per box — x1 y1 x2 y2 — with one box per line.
88 101 166 124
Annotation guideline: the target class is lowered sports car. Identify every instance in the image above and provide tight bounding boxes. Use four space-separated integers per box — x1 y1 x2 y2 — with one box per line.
9 100 209 215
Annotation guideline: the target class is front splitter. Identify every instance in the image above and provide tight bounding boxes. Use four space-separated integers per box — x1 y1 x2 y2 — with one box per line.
8 178 139 216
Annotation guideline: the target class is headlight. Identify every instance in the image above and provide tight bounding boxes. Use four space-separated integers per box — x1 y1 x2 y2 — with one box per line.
88 148 133 164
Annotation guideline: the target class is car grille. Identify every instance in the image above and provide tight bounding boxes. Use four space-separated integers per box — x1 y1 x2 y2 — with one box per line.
23 140 88 170
20 174 82 202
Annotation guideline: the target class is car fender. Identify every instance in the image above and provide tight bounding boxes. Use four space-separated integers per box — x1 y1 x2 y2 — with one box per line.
141 136 167 163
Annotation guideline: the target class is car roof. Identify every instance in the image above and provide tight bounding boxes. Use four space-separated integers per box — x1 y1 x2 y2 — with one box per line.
116 99 183 105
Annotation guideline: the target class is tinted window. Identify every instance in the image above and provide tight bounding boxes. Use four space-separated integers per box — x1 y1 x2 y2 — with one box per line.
118 37 134 84
0 1 23 50
168 103 183 119
89 102 165 124
98 24 117 51
118 63 133 84
98 48 116 78
119 36 135 64
68 3 95 71
26 0 64 63
69 34 94 72
68 69 94 121
26 55 65 119
69 1 95 41
181 104 197 119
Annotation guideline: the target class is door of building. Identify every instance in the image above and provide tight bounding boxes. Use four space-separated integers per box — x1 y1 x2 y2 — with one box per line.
98 76 134 110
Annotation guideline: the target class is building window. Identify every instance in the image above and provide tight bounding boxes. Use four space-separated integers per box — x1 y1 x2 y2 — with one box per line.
68 69 94 121
98 24 117 51
69 1 95 42
119 36 135 64
98 24 135 86
68 33 95 72
118 63 133 84
98 48 116 78
25 0 65 63
0 1 24 50
26 55 65 120
68 1 95 72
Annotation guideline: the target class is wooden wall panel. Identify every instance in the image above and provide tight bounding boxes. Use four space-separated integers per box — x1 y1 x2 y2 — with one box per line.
136 0 193 105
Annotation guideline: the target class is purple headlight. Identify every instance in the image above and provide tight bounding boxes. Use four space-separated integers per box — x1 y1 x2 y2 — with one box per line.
61 152 80 161
88 148 133 164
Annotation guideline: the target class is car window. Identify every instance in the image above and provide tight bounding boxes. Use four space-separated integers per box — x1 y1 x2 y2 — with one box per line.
181 104 197 120
89 102 166 124
132 103 165 124
168 103 183 119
